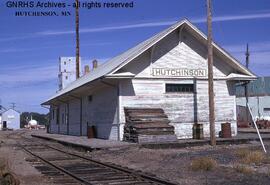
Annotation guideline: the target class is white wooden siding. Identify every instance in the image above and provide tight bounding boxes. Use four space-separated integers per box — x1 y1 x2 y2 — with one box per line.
82 85 118 140
121 29 233 78
49 84 119 139
119 79 237 139
117 28 237 139
49 26 238 140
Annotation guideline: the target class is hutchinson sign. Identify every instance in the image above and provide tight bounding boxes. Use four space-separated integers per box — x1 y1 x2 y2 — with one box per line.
151 68 207 77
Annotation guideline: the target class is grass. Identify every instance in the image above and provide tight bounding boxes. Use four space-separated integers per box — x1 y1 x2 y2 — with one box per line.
191 157 217 171
235 149 266 165
235 148 250 158
234 164 253 174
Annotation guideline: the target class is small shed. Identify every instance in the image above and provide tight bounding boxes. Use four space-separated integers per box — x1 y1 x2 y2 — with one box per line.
0 109 20 130
236 76 270 126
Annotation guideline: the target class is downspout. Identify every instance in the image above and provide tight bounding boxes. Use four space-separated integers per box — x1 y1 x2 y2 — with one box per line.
100 79 120 141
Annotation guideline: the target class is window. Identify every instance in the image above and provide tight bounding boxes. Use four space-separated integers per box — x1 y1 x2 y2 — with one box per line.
64 61 66 65
65 76 68 80
264 108 270 112
264 108 270 115
166 84 194 93
88 95 92 102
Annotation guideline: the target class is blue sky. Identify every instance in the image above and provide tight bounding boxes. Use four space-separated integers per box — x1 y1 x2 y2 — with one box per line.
0 0 270 113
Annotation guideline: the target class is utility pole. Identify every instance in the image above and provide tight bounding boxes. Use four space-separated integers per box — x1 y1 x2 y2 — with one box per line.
207 0 216 146
75 0 80 79
245 44 250 124
245 44 249 69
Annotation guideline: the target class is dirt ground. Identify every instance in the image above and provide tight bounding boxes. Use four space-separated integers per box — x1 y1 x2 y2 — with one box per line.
1 130 270 185
0 130 52 185
87 142 270 185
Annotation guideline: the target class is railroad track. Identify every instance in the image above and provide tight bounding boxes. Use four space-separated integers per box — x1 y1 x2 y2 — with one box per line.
6 130 27 139
19 137 178 185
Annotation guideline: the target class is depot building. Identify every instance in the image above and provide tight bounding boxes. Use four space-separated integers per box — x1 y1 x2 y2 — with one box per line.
42 19 256 140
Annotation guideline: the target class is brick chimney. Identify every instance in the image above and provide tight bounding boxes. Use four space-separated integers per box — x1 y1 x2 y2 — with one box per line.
92 59 98 69
84 65 90 75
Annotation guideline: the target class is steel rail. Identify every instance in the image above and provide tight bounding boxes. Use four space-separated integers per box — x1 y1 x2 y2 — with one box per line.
20 136 178 185
46 144 178 185
20 144 93 185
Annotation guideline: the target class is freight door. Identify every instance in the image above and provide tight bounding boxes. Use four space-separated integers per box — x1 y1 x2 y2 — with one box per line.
3 121 7 129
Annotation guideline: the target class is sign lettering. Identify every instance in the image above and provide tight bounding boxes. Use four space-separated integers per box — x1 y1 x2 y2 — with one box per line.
151 68 207 77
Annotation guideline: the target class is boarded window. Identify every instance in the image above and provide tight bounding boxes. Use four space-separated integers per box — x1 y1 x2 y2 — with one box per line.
166 84 194 93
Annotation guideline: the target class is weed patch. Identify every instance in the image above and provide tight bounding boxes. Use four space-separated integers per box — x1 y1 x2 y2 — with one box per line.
234 164 253 174
191 157 217 171
235 149 265 165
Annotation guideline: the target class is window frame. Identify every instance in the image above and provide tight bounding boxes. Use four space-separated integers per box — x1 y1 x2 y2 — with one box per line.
165 83 195 93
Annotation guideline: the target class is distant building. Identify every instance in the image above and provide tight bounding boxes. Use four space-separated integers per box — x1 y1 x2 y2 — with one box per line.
236 76 270 126
58 57 81 90
0 108 20 130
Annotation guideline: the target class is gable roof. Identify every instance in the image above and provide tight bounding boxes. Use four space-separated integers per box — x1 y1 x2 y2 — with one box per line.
0 108 20 115
42 19 256 105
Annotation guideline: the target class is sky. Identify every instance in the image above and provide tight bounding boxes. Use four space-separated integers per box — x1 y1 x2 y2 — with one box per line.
0 0 270 113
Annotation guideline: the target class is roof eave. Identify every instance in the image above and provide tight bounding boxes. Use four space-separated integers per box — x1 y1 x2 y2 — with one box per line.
41 76 105 105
